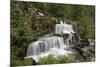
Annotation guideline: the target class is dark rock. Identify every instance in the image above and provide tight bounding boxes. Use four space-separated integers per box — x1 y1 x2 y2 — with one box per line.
32 59 37 65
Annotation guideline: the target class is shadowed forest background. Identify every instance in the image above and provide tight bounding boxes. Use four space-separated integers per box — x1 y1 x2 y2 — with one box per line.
11 1 95 66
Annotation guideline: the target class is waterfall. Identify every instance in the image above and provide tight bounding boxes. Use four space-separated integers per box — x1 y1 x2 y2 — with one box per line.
55 22 75 34
25 21 76 62
65 33 76 45
26 36 66 57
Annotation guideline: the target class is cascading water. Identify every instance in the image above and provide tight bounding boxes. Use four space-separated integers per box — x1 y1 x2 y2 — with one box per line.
55 21 75 34
25 21 76 62
65 33 76 46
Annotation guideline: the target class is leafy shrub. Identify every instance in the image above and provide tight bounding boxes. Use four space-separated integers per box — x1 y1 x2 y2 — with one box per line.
39 54 58 64
58 55 75 63
38 54 75 65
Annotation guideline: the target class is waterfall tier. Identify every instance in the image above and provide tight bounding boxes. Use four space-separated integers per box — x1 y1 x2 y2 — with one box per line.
26 36 66 57
55 22 75 34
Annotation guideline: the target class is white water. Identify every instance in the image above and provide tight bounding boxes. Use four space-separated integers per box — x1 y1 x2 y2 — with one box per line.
26 37 66 56
25 21 76 62
55 21 75 34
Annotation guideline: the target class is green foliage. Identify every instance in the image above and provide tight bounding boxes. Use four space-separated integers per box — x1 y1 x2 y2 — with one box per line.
38 54 75 65
58 55 75 63
39 54 58 64
11 56 33 66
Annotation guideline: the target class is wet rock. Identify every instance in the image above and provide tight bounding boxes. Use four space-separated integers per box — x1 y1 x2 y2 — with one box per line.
32 59 37 65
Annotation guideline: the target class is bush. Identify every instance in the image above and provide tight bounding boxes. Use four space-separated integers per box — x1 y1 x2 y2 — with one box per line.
38 54 75 65
58 55 75 63
39 54 58 64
